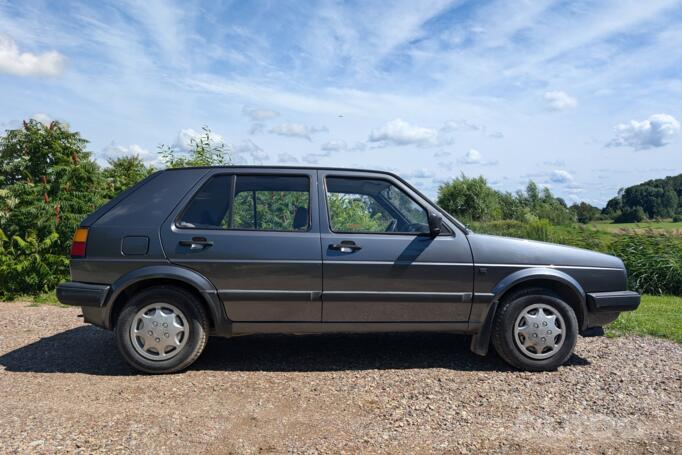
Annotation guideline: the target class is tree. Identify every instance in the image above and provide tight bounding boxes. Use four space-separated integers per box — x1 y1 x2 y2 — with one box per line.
571 202 601 224
158 126 231 168
437 174 501 222
0 120 105 252
614 206 646 223
102 155 155 198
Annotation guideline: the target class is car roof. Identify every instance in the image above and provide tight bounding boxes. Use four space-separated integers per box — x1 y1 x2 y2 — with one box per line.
163 165 400 178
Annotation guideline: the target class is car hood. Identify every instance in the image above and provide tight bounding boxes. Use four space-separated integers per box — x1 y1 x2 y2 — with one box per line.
466 233 625 270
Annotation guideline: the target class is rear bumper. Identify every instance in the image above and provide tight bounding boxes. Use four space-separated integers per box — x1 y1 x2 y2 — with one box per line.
587 291 640 312
56 281 110 308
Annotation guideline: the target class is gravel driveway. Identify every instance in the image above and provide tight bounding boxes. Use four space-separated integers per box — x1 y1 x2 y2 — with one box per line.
0 302 680 454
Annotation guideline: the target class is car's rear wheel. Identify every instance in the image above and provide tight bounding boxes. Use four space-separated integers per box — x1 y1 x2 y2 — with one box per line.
491 287 578 371
115 286 209 374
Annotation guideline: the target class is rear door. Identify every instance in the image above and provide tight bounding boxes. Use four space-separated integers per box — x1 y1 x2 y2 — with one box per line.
161 169 322 322
318 170 473 322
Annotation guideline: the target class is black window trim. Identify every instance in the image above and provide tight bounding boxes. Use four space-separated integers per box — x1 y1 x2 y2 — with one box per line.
323 175 452 236
174 172 313 233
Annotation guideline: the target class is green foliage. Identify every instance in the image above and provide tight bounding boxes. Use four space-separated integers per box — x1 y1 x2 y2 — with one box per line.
614 206 646 223
327 193 386 232
571 202 601 224
605 174 682 221
232 191 308 231
102 155 154 198
158 126 230 168
437 175 574 225
0 229 69 298
609 232 682 296
0 120 105 263
437 175 501 222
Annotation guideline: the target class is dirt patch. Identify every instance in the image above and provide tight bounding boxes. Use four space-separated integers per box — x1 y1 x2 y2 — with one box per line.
0 302 680 454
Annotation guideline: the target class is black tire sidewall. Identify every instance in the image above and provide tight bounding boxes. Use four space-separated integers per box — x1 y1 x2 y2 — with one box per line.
115 287 208 374
494 294 578 371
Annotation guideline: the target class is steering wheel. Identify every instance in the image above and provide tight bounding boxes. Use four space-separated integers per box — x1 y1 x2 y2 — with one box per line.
384 219 398 232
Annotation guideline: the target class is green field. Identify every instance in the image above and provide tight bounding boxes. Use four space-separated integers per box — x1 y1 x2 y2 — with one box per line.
606 295 682 343
590 220 682 234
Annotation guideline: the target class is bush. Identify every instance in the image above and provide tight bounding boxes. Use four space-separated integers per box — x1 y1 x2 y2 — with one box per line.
614 206 646 223
0 230 69 298
609 232 682 295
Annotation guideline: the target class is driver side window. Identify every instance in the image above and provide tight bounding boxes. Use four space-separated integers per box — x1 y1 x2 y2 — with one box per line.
326 177 429 234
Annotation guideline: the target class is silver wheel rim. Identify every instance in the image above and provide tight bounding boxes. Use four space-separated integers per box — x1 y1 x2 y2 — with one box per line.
130 303 189 361
514 303 565 360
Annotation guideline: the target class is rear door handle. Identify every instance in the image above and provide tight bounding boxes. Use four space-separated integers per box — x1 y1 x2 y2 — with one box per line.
179 237 214 250
329 241 362 253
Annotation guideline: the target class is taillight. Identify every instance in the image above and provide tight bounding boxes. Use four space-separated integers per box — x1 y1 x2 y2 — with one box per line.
70 227 89 257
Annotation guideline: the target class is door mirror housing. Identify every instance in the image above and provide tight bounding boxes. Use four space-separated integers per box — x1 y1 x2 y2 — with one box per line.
427 211 442 237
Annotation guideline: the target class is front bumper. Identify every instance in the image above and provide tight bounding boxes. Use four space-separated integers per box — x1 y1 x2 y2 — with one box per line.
582 290 640 331
56 281 110 308
587 290 641 312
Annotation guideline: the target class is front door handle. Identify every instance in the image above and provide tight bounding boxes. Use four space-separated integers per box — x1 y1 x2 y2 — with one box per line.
329 241 362 253
179 237 214 250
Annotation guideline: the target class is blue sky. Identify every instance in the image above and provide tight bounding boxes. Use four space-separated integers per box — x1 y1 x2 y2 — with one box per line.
1 0 681 206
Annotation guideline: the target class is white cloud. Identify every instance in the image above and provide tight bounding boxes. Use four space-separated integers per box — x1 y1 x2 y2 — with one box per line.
301 153 324 164
368 118 439 147
550 169 574 183
242 106 279 121
233 139 268 164
174 128 226 152
278 152 299 163
269 122 328 140
403 168 434 179
544 91 578 110
459 148 482 164
456 148 499 166
441 119 483 132
102 143 160 167
321 140 348 152
607 113 680 150
0 35 64 76
30 113 53 125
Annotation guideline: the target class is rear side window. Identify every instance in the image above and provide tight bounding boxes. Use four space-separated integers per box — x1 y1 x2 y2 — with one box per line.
178 174 310 232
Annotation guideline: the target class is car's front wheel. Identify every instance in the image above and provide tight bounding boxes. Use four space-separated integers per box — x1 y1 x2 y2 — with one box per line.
491 287 578 371
115 286 209 374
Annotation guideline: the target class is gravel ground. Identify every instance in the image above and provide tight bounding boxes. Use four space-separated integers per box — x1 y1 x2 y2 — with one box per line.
0 302 680 454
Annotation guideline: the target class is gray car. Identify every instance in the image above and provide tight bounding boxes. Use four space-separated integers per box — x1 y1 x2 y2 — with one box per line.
57 166 640 373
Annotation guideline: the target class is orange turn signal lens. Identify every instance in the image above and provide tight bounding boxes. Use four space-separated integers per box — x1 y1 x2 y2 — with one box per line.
71 228 89 257
73 228 89 243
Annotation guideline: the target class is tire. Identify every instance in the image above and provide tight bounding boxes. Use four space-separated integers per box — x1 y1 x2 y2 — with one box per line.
491 287 578 371
115 286 209 374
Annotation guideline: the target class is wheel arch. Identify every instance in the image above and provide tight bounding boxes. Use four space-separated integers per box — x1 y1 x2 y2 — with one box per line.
103 265 228 334
470 267 587 356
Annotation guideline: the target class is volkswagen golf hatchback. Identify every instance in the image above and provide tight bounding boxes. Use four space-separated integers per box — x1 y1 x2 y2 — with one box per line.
57 167 640 373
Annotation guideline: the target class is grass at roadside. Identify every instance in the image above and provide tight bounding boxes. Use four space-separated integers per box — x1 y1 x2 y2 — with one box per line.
10 291 65 307
589 220 682 234
606 295 682 343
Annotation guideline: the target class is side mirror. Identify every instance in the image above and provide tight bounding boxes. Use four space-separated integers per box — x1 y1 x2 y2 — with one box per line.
427 211 442 237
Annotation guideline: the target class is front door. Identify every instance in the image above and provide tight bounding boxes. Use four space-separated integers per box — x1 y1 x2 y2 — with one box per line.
318 171 473 322
161 169 322 322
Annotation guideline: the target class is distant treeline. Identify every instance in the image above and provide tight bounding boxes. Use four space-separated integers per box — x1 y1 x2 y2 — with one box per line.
437 174 682 225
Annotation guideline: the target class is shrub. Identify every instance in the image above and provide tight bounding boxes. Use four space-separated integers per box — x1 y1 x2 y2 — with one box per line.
609 232 682 295
614 206 646 223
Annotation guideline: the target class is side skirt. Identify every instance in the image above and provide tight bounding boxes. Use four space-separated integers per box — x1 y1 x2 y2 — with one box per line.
230 321 475 336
